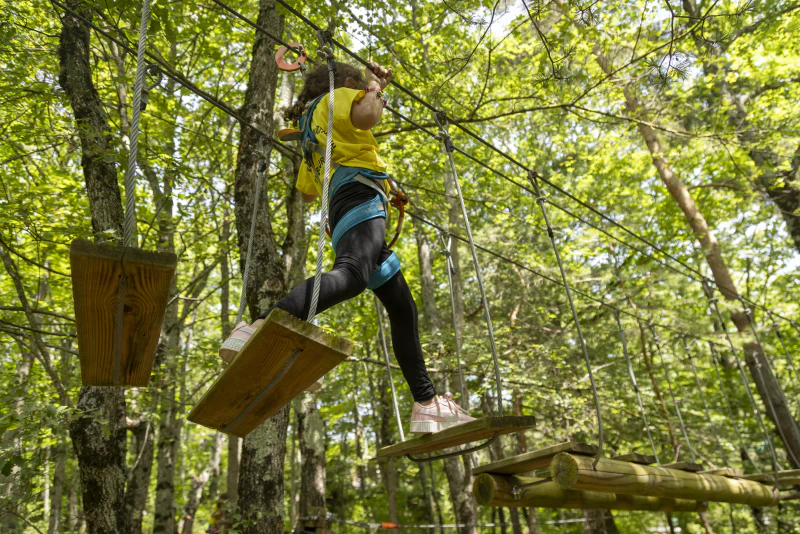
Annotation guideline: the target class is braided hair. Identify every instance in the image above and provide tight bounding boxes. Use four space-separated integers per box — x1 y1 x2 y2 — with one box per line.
283 62 366 123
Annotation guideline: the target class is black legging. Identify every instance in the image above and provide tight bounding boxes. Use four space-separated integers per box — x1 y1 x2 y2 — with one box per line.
261 207 436 403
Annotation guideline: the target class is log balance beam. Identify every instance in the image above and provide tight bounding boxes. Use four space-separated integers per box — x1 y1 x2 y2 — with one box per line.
474 473 707 512
548 453 778 507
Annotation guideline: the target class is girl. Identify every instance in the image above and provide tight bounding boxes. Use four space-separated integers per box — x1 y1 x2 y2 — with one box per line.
221 61 473 434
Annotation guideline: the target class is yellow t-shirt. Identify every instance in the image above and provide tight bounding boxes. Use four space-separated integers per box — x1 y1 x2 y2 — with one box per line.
295 87 389 197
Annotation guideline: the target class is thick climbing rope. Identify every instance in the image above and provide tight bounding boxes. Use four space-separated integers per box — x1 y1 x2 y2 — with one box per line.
439 232 467 405
374 294 405 442
122 0 152 248
614 310 659 464
702 281 781 474
529 172 604 464
307 32 336 322
433 111 504 416
648 323 697 464
707 341 759 473
682 336 728 466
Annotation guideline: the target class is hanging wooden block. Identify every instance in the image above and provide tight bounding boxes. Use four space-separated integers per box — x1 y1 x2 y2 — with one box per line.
376 416 536 458
71 239 176 387
188 309 352 438
473 472 707 512
473 441 598 476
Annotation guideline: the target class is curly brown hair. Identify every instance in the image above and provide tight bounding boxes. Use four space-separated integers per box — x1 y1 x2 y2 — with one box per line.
283 62 365 123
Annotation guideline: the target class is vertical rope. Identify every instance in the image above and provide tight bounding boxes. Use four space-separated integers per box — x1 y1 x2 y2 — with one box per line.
123 0 152 249
767 310 800 388
234 159 267 326
440 232 467 405
307 39 335 322
433 111 503 416
739 300 800 469
528 171 603 463
614 310 659 464
708 342 759 473
682 336 727 466
702 281 781 474
647 324 697 464
375 294 405 442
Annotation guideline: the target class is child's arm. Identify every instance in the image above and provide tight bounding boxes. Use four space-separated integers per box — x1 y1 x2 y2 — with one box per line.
351 62 392 131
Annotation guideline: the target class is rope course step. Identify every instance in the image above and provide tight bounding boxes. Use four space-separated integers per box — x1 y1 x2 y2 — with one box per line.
662 461 704 472
473 473 707 512
611 453 657 465
742 470 800 487
700 468 744 478
188 309 351 438
376 416 535 459
70 239 176 386
473 441 599 476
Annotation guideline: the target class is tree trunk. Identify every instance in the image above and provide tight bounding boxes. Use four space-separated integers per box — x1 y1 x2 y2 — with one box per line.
584 510 620 533
415 226 440 332
123 418 155 534
419 461 441 534
68 464 82 534
596 52 800 466
182 432 224 534
296 393 327 524
377 372 400 525
58 3 128 532
48 442 67 534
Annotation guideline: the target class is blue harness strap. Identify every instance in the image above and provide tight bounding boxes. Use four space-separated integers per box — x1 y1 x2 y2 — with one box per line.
331 194 387 250
367 251 401 290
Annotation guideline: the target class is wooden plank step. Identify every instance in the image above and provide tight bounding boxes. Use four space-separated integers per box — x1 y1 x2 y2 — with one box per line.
70 239 176 387
700 467 744 478
612 453 657 465
473 441 597 476
188 309 351 437
662 461 703 472
377 416 536 458
742 470 800 486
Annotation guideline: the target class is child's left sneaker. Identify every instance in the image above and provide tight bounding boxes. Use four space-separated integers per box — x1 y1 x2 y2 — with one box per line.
219 321 256 363
409 392 476 434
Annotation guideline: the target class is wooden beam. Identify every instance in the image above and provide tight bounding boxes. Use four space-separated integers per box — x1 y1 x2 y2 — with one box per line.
548 453 779 507
473 473 707 512
612 453 656 465
376 416 535 458
700 468 743 478
662 461 703 472
742 470 800 486
70 239 176 387
188 309 351 437
473 441 597 476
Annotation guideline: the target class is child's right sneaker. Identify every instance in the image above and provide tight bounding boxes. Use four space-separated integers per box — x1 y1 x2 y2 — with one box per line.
409 392 476 434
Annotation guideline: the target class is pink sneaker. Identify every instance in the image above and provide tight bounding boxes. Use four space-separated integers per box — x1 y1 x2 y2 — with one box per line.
219 321 255 363
409 392 476 434
218 320 324 391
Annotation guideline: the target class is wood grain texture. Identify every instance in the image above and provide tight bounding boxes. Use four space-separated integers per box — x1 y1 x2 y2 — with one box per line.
377 416 536 458
612 453 657 465
188 309 352 438
473 473 707 511
473 441 598 476
549 453 779 507
70 239 176 387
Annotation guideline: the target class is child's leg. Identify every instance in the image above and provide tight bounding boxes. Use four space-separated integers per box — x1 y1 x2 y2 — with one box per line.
372 246 437 403
259 217 386 320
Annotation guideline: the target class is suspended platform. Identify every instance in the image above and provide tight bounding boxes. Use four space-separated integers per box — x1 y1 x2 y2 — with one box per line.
188 309 352 438
474 473 707 512
70 239 176 387
377 416 536 459
473 444 779 509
